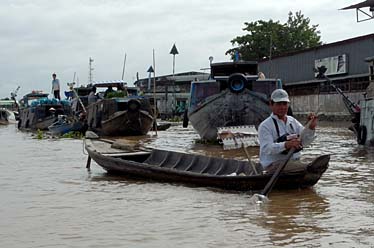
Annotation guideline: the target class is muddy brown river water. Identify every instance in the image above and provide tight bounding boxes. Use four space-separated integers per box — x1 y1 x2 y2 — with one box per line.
0 123 373 247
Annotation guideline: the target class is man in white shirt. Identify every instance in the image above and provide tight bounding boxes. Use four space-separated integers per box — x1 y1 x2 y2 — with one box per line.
258 89 317 172
51 73 61 100
88 86 98 105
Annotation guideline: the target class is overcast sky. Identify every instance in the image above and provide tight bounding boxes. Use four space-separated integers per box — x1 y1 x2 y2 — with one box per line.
0 0 372 98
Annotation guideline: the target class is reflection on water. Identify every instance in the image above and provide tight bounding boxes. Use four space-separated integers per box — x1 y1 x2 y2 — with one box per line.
0 123 374 247
257 189 330 246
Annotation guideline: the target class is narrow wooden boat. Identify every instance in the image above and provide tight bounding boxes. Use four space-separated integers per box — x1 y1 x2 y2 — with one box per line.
84 138 330 192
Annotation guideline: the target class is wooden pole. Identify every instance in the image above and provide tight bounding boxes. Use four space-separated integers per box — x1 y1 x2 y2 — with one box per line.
121 53 127 80
153 49 158 135
86 156 91 169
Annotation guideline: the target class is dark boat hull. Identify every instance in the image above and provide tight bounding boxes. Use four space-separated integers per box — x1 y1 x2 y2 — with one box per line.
85 139 329 192
100 110 153 136
48 119 85 135
18 102 72 131
0 109 10 125
19 111 67 130
188 89 271 141
87 98 154 136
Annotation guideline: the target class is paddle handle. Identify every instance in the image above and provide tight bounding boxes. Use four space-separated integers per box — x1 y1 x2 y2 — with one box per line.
260 147 295 196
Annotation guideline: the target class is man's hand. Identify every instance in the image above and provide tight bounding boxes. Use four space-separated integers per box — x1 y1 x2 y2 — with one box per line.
307 112 318 130
285 138 302 150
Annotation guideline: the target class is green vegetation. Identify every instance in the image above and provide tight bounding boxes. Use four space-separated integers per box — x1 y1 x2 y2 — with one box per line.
106 91 126 98
61 131 84 139
167 116 182 122
36 129 43 140
226 11 322 61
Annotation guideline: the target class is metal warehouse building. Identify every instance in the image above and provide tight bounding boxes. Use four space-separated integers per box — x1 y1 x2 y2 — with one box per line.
258 33 374 120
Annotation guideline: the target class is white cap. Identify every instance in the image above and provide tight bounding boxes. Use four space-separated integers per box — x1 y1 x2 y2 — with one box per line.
271 89 290 103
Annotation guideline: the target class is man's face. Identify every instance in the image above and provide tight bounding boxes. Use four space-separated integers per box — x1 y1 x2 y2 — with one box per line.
271 101 289 118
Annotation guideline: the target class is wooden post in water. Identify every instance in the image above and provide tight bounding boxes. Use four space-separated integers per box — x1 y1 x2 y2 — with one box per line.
86 156 91 169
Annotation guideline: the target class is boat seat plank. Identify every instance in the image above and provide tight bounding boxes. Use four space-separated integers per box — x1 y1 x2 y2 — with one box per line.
101 151 150 157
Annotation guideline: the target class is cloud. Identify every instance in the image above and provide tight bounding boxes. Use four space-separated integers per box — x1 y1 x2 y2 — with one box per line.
0 0 372 98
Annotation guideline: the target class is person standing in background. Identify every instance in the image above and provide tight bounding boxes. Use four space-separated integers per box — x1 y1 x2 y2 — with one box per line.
51 73 61 100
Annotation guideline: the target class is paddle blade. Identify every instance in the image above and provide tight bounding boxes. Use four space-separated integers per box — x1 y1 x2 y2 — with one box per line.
248 193 269 205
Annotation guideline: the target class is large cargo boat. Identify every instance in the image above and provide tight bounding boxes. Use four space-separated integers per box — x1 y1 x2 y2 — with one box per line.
187 61 280 141
18 91 72 130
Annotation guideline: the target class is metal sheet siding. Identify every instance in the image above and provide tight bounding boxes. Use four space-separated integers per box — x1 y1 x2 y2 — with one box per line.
259 35 374 84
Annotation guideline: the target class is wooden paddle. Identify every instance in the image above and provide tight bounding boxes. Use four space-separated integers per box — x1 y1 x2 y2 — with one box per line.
260 147 295 196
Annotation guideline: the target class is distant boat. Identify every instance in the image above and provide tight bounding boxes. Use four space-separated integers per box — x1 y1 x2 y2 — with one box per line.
48 115 86 136
87 97 154 136
186 61 281 141
72 82 154 136
0 99 19 120
0 108 15 125
18 91 73 131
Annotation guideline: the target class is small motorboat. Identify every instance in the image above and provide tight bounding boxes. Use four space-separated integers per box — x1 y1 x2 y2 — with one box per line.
48 115 85 135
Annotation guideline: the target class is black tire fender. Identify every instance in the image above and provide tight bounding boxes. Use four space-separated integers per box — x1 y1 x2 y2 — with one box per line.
228 73 247 93
128 99 141 112
357 125 367 145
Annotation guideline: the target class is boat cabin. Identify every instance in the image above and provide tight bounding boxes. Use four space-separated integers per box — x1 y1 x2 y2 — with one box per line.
0 99 18 112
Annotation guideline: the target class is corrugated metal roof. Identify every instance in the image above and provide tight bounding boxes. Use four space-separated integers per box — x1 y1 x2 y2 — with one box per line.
259 33 374 62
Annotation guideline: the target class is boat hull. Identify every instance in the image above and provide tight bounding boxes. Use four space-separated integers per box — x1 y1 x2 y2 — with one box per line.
48 119 85 135
188 89 271 141
100 110 154 136
358 97 374 146
18 94 73 131
0 109 10 125
87 98 154 136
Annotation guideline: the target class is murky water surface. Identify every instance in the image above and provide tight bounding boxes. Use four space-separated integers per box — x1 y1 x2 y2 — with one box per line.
0 123 373 247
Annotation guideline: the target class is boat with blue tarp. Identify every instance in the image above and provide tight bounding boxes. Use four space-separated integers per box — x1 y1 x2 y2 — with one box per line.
18 91 73 130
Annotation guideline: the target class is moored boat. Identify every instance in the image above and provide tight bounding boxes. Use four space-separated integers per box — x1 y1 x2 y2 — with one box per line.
85 83 154 136
0 98 19 121
84 137 330 192
18 91 73 130
187 61 281 141
357 80 374 146
48 115 86 135
0 108 15 125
